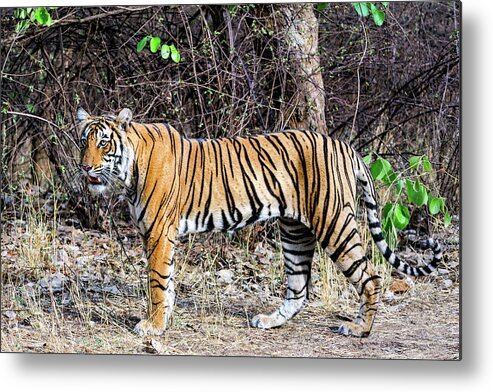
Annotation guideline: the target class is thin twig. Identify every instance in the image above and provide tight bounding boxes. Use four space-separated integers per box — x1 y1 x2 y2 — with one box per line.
350 19 368 141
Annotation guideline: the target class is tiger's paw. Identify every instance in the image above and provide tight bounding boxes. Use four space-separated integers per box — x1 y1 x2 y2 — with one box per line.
250 313 283 329
332 321 370 338
134 319 165 336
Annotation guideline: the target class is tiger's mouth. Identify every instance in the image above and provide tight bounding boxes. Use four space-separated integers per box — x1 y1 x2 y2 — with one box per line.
87 175 103 185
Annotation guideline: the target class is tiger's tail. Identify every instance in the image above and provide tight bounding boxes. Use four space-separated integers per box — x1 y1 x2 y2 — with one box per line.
354 156 443 276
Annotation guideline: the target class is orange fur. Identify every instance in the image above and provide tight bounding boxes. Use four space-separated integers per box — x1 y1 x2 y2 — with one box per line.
78 108 442 337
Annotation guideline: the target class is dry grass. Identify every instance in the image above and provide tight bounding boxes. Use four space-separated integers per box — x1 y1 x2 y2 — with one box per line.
1 198 460 358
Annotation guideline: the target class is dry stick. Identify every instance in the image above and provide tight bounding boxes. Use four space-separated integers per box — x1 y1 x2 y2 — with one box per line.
109 214 148 301
350 19 368 142
182 8 208 137
5 111 79 150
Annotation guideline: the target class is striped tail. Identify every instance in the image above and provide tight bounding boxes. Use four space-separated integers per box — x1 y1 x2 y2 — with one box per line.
355 158 443 277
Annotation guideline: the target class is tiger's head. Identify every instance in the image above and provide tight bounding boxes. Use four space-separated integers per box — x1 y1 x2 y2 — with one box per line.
77 107 133 194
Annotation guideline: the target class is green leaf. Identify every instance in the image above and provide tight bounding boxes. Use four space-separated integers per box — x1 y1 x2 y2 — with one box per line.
362 153 372 165
382 203 393 220
26 103 35 113
382 202 394 232
395 178 404 194
353 2 370 17
161 44 171 59
372 8 385 26
383 170 398 187
29 9 37 22
316 3 329 12
412 180 428 207
16 20 30 33
34 7 51 26
393 204 410 230
444 211 452 227
370 158 393 181
149 36 161 53
440 197 447 213
137 36 151 53
409 155 421 170
382 2 390 7
406 179 416 204
170 44 181 63
423 156 432 172
428 197 443 215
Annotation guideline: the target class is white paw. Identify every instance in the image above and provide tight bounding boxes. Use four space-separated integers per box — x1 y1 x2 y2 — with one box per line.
134 319 164 336
336 321 369 338
250 313 283 329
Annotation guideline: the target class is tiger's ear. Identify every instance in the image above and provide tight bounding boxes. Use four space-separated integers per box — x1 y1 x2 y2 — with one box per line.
116 108 132 128
76 107 90 126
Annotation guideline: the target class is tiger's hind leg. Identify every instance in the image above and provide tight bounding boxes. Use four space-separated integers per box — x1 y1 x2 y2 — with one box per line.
251 219 315 329
327 223 382 337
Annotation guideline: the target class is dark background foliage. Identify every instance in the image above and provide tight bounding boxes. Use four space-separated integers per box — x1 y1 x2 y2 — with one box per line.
0 2 460 227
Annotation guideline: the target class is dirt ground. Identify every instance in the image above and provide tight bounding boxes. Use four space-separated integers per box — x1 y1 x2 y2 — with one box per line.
1 205 460 359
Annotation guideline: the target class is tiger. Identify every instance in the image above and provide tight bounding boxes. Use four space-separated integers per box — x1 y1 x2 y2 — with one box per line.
77 107 443 337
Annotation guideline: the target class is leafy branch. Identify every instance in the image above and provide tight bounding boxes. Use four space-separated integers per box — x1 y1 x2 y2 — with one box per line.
14 7 54 33
137 35 181 63
353 2 389 27
364 153 451 246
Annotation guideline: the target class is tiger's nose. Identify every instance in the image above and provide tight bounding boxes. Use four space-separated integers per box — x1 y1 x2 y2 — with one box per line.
81 164 92 172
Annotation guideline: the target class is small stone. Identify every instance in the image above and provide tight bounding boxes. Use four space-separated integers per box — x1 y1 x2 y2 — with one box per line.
4 310 16 319
39 272 66 293
151 339 165 354
53 249 69 267
441 279 453 289
65 245 81 257
224 285 237 296
22 283 36 298
103 285 120 295
216 269 234 285
50 272 66 292
382 291 396 302
39 277 49 289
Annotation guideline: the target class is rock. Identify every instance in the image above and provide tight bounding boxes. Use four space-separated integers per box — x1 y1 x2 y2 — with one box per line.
22 282 36 298
39 272 67 293
441 279 453 289
438 268 449 276
390 278 412 294
224 285 237 296
103 285 120 295
50 272 66 292
65 245 81 257
53 249 69 267
151 339 165 354
382 291 396 302
216 269 234 285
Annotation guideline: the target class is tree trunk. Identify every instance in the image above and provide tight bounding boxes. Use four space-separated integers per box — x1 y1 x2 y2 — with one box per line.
278 4 326 134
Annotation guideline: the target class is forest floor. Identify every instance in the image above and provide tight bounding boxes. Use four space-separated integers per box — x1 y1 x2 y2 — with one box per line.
0 198 460 359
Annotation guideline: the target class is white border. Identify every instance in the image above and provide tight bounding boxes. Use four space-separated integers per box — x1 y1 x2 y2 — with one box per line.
2 0 492 391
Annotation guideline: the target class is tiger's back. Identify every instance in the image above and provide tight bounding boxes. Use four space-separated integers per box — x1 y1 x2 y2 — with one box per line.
174 130 359 241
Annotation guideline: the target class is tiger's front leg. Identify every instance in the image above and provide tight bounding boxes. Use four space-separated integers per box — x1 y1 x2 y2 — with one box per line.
134 228 177 336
